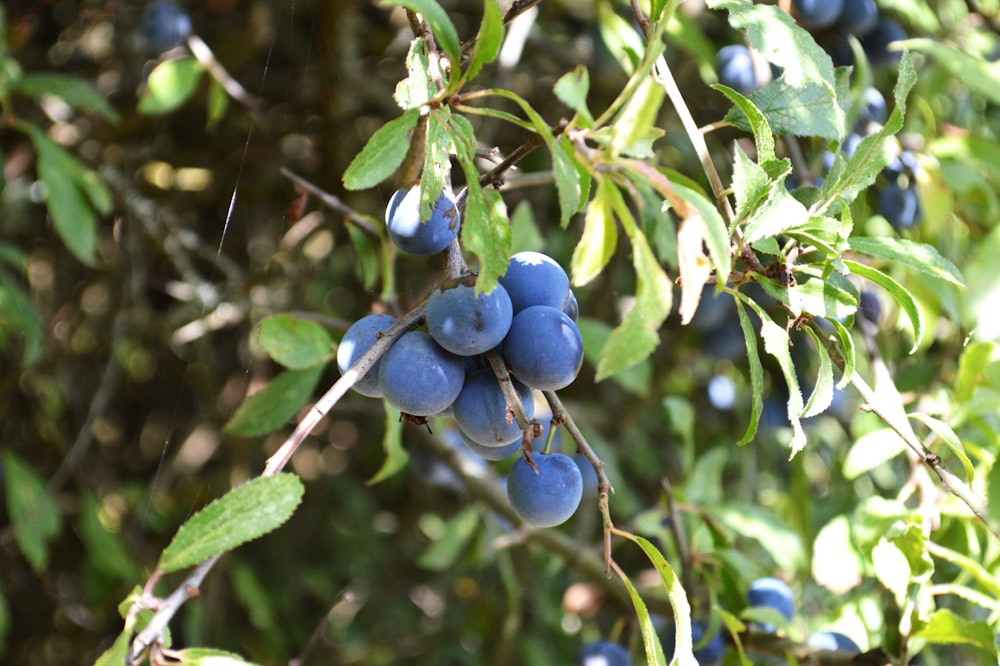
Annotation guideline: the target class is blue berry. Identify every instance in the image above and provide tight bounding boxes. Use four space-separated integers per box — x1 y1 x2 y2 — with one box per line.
507 452 583 527
858 290 881 326
453 368 535 447
747 577 795 631
862 19 907 68
577 640 631 666
426 276 513 356
460 431 522 461
835 0 879 36
564 290 579 321
498 251 570 313
807 631 860 652
378 331 465 416
502 305 584 390
385 186 461 256
716 44 759 96
793 0 845 31
336 313 397 398
876 180 921 231
141 1 193 52
860 87 888 125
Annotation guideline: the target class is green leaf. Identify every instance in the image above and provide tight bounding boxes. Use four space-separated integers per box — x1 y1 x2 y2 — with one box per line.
343 109 419 191
2 452 61 573
138 57 204 115
615 530 695 665
417 505 480 571
670 180 732 286
577 317 651 396
450 113 511 293
842 428 907 480
205 77 229 130
901 38 1000 107
596 191 673 380
368 405 409 485
223 365 324 437
726 78 843 140
93 631 131 666
926 543 1000 599
256 314 333 370
346 223 380 291
0 580 10 653
826 317 856 390
844 259 923 353
872 537 911 606
847 237 964 288
13 72 120 122
956 341 997 403
714 85 775 162
611 564 670 666
174 648 260 665
989 460 1000 526
742 183 809 245
553 66 594 125
760 313 807 455
801 327 834 418
464 0 503 81
756 270 858 321
610 75 666 158
79 491 139 582
158 473 304 573
906 413 974 481
393 38 434 110
913 608 998 653
735 299 763 446
811 515 864 595
382 0 460 66
729 144 773 226
716 504 806 572
596 2 646 74
25 126 98 264
418 110 451 221
571 177 618 287
0 273 43 367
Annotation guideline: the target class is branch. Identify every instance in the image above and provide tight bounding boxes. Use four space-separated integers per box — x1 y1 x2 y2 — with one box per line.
280 168 381 239
186 34 263 111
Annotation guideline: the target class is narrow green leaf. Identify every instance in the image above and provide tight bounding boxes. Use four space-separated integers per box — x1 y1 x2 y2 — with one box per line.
79 492 139 582
417 505 480 571
137 57 204 115
907 413 974 481
343 109 419 191
989 460 1000 526
842 428 907 480
596 193 672 380
158 473 304 573
844 259 923 353
761 314 807 455
2 451 61 574
847 237 964 288
450 112 511 293
913 608 998 653
901 38 1000 107
25 126 98 264
465 0 503 81
826 317 856 390
174 647 260 665
735 299 763 446
669 181 732 286
742 184 810 245
419 109 451 221
610 75 666 158
759 271 857 321
223 365 324 437
577 317 652 396
553 137 584 227
729 144 772 226
382 0 460 66
0 274 43 366
257 314 333 370
616 530 696 665
93 631 131 666
368 405 409 484
346 224 380 290
715 504 807 572
611 564 670 666
206 77 229 130
926 543 1000 598
553 65 594 125
801 326 834 418
571 177 618 287
714 85 775 161
13 72 120 122
956 341 997 403
596 2 646 74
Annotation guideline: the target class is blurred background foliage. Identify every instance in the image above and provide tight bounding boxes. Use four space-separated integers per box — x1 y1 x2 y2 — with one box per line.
1 0 1000 664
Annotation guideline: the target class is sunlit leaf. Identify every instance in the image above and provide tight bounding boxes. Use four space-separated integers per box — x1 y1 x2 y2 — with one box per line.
343 109 419 190
844 260 922 353
842 428 907 480
138 57 204 115
257 314 333 370
158 473 304 573
465 0 503 81
847 237 964 288
801 327 834 418
381 0 460 66
553 65 594 125
571 177 618 287
735 299 762 445
913 608 997 653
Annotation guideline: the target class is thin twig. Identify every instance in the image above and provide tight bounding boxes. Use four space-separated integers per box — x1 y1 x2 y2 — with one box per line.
186 34 263 111
280 168 381 239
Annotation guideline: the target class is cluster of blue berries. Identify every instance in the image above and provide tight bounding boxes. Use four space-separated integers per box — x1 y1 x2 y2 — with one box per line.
792 0 906 69
338 186 588 527
748 576 861 656
140 1 193 53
